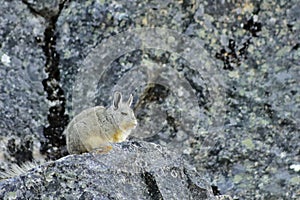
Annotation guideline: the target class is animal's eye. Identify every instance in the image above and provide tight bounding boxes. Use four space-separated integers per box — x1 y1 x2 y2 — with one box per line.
121 112 128 115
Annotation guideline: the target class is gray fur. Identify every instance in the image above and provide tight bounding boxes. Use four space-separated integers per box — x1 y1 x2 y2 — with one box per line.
65 92 137 154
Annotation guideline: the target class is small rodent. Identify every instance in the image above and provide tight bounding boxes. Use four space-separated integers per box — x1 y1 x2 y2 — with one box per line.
65 91 138 154
0 92 136 179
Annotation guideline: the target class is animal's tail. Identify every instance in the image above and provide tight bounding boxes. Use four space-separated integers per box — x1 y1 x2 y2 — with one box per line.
0 161 38 180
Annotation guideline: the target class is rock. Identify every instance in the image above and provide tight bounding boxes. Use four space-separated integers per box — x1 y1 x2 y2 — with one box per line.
0 1 47 138
22 0 64 19
56 0 226 164
0 0 47 163
0 141 220 200
1 0 299 199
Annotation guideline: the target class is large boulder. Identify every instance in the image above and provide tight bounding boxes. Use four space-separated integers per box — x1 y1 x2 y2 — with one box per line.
0 141 225 200
1 0 299 199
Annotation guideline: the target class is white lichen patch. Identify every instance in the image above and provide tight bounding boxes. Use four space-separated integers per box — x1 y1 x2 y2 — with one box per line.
1 53 11 66
290 164 300 172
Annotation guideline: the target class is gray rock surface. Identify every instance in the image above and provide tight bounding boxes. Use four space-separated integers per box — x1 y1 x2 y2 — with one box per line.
0 0 299 199
0 0 47 163
22 0 64 19
0 141 218 200
0 1 47 137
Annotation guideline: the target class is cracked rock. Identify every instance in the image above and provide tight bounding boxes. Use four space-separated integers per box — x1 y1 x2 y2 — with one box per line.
0 141 220 200
23 0 64 19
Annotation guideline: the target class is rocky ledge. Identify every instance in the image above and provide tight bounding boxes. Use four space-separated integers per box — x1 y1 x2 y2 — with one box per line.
0 141 230 200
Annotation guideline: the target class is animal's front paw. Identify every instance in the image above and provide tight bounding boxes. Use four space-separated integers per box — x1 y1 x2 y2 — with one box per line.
92 145 113 154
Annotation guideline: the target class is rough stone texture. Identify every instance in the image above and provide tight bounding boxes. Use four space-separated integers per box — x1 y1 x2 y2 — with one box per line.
0 141 219 200
22 0 64 19
0 0 47 164
0 0 299 199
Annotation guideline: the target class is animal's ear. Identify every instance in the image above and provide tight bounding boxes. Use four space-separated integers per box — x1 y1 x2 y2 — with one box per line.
113 91 122 110
127 94 133 107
